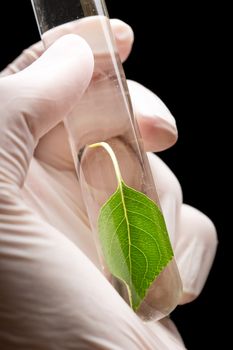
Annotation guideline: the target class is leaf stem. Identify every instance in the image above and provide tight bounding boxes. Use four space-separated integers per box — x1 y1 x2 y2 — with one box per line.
89 142 123 186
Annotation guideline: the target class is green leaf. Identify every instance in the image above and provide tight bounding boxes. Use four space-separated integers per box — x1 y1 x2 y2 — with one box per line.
90 142 174 311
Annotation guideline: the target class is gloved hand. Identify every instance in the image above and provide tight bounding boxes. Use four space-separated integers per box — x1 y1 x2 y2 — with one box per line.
0 19 217 349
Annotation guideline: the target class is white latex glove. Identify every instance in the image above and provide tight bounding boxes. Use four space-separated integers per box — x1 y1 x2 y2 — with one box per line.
0 20 217 349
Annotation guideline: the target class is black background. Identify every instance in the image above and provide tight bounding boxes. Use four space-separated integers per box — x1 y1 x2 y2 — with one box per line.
0 1 229 349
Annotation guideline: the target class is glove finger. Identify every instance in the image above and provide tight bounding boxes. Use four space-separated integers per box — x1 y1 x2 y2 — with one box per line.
0 34 93 188
128 80 178 152
111 19 134 61
147 153 183 246
0 19 133 77
35 80 178 170
175 204 217 304
0 41 44 77
147 153 217 303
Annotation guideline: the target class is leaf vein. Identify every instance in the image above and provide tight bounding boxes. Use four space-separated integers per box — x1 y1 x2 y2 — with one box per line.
129 223 162 267
130 243 149 290
124 195 155 211
126 209 160 227
104 200 122 226
109 217 126 255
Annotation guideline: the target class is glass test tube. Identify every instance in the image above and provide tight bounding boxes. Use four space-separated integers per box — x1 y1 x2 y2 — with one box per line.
31 0 182 321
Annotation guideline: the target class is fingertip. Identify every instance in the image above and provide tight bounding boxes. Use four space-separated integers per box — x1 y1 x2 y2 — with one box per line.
138 115 178 152
176 205 218 304
128 80 178 152
11 34 94 141
110 19 134 62
35 34 94 89
23 33 94 109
